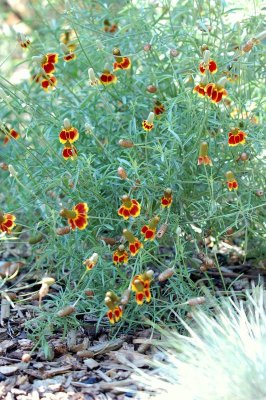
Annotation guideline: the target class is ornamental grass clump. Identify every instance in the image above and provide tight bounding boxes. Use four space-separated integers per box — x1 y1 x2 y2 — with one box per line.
0 0 265 347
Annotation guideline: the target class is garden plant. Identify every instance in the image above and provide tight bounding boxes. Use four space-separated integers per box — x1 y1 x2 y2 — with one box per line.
0 0 265 363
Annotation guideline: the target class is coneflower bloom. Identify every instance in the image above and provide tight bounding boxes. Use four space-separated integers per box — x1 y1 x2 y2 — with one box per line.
59 119 79 144
199 50 217 74
141 216 160 241
123 229 143 256
113 48 131 70
113 245 129 265
226 171 238 191
198 142 213 166
60 202 88 230
105 291 122 324
142 112 154 131
161 188 173 208
131 270 154 305
0 212 16 234
228 128 247 146
99 65 117 85
118 195 141 220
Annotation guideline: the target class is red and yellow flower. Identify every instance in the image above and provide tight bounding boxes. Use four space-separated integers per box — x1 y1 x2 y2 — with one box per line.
199 50 217 74
17 33 30 49
113 245 129 265
141 215 160 241
60 202 88 230
59 119 79 144
105 291 122 324
153 100 165 115
118 195 141 220
0 212 16 234
228 128 247 146
60 29 76 53
226 171 238 191
161 188 173 208
62 143 77 160
41 75 57 92
113 48 131 71
41 53 58 74
193 82 206 97
131 270 154 305
205 82 227 103
99 65 117 85
83 253 99 270
123 229 143 256
2 128 20 145
198 142 213 166
61 43 76 62
142 112 154 131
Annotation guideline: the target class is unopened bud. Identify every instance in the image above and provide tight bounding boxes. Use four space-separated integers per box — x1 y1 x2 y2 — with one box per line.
170 49 179 57
56 226 71 235
158 268 174 282
8 165 18 177
0 162 9 171
57 305 76 317
239 152 248 161
242 39 254 53
41 277 55 286
117 166 127 179
143 43 152 52
63 118 71 129
255 190 264 197
118 139 134 148
187 297 206 306
156 223 168 238
147 112 154 124
203 49 210 63
21 354 31 363
120 289 131 305
147 85 157 93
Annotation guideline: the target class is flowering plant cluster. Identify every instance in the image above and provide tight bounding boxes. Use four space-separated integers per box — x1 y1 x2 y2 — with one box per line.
0 1 265 340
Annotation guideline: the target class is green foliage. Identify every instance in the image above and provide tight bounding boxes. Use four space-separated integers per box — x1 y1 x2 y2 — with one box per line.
0 0 265 347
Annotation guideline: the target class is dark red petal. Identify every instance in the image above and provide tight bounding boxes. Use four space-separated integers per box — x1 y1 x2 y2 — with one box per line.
47 53 58 64
43 63 55 74
215 91 223 103
209 60 217 73
141 225 148 234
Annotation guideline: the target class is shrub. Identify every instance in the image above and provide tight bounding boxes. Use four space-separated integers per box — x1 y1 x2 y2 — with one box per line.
0 0 265 347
